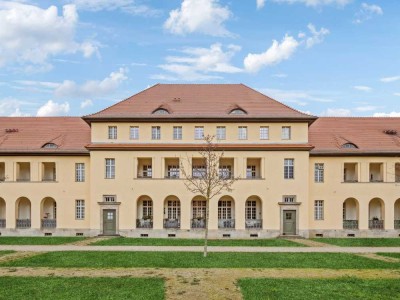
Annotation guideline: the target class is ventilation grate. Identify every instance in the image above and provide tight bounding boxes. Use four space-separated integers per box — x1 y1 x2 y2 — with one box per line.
140 234 149 238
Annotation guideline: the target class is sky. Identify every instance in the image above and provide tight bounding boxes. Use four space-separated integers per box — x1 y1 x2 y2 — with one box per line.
0 0 399 117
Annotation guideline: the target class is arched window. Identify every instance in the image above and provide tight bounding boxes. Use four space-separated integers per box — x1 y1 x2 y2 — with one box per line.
152 108 169 115
342 143 358 149
229 108 247 115
42 143 58 149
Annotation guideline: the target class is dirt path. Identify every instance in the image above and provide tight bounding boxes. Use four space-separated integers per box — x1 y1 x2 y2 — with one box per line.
357 253 400 263
1 267 400 300
69 236 113 246
0 252 44 263
287 238 338 247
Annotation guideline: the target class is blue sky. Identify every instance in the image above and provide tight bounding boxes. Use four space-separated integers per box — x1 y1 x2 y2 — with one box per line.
0 0 399 117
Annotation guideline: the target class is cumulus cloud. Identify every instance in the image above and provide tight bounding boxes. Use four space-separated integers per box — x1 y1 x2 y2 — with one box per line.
80 99 93 108
271 0 352 7
152 44 242 81
305 23 329 48
164 0 232 36
321 108 352 116
373 111 400 117
70 0 160 16
353 85 372 92
256 0 266 9
0 97 33 116
244 35 299 73
354 3 383 24
380 76 400 83
0 2 98 69
36 100 70 116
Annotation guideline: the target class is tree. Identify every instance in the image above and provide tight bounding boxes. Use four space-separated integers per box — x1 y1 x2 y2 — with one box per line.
180 135 238 257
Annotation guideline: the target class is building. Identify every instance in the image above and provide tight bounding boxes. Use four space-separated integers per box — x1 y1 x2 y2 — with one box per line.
0 84 399 238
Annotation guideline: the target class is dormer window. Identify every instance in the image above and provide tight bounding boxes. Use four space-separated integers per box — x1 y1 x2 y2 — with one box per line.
342 143 358 149
229 108 247 115
152 108 169 115
42 143 58 149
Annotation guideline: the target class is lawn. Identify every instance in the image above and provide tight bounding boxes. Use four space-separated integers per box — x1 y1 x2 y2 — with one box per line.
0 277 164 300
92 237 304 247
313 238 400 247
2 251 399 269
0 251 14 256
239 277 400 300
0 237 86 245
378 253 400 260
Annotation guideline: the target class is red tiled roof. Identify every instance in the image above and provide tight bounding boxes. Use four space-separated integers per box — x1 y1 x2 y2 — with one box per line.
309 117 400 155
84 84 316 121
0 117 90 154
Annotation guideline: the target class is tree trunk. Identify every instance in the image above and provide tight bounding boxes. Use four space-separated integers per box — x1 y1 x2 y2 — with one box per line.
204 197 210 257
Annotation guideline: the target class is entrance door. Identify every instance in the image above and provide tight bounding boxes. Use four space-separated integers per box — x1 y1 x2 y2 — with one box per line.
283 210 296 235
103 209 116 235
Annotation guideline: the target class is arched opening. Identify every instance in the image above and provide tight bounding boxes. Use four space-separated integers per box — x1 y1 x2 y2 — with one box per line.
191 196 206 229
218 196 235 228
41 197 57 228
0 198 6 228
394 199 400 229
343 198 359 229
369 198 385 230
16 197 31 228
137 195 153 229
164 196 180 229
245 196 262 229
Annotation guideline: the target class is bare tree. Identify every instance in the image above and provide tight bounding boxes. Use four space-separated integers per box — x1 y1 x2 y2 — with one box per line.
180 135 238 257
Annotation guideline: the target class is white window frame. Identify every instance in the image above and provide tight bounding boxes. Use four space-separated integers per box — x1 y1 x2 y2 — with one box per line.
245 200 257 219
167 200 180 220
105 158 115 179
284 159 294 179
75 163 85 182
314 163 324 183
195 126 204 140
108 126 117 140
130 126 139 140
103 195 116 202
282 126 291 140
173 126 182 140
259 126 269 140
192 165 206 178
283 196 296 203
246 165 257 179
238 126 248 140
151 126 161 140
218 200 232 219
167 165 180 178
216 126 226 140
142 165 152 178
192 200 207 219
142 200 153 218
75 200 85 220
219 165 232 179
314 200 324 220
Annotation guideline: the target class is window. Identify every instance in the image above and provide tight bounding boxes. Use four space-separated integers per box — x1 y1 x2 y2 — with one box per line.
108 126 117 139
167 201 180 219
192 200 206 218
246 165 256 179
103 195 116 202
245 201 257 219
75 200 85 220
238 126 248 140
75 163 85 182
192 165 206 178
284 159 294 179
173 126 182 140
283 196 296 203
219 165 232 179
167 165 179 178
282 126 291 140
230 108 246 115
195 126 204 140
153 108 169 114
314 163 324 183
259 126 269 140
218 201 232 219
142 165 152 178
342 143 357 149
314 200 324 220
152 126 161 140
105 158 115 179
142 200 153 218
216 126 226 140
42 143 58 149
130 126 139 140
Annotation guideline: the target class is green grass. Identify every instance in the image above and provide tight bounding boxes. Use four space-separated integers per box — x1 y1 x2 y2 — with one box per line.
92 237 304 247
0 277 164 300
378 253 400 259
0 251 14 256
0 237 86 245
2 251 399 269
312 238 400 247
239 277 400 300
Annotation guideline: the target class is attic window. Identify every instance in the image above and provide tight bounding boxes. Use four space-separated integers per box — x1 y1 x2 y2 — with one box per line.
342 143 358 149
384 129 398 135
229 109 247 115
152 108 169 115
42 143 58 149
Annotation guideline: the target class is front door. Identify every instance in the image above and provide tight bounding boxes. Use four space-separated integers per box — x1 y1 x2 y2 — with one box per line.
103 209 116 235
283 210 296 235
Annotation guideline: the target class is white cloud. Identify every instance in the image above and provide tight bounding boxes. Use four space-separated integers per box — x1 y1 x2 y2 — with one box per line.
244 35 299 73
0 2 98 69
70 0 160 16
55 68 128 98
36 100 70 116
164 0 232 36
373 111 400 117
321 108 352 116
354 3 383 24
380 76 400 83
260 88 334 107
152 44 242 81
257 0 266 9
271 0 352 7
353 85 372 92
0 97 33 116
305 23 329 48
10 107 30 117
355 105 378 111
80 99 93 108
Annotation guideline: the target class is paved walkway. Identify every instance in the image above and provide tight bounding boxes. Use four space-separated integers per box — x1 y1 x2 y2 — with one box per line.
1 245 400 253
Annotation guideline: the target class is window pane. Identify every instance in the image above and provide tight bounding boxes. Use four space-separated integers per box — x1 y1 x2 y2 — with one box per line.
284 159 294 179
260 126 269 140
130 126 139 139
282 126 291 140
216 126 226 140
152 126 161 140
238 126 247 140
75 163 85 182
195 126 204 140
173 126 182 140
108 126 117 139
105 158 115 179
314 163 324 182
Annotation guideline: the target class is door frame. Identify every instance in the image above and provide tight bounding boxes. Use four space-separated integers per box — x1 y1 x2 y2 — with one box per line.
98 202 121 236
102 209 117 235
279 202 301 236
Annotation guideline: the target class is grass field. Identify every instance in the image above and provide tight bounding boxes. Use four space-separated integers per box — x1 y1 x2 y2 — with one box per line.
0 251 14 256
0 237 86 245
239 277 400 300
0 277 164 300
378 253 400 259
2 251 399 269
313 238 400 247
92 237 304 247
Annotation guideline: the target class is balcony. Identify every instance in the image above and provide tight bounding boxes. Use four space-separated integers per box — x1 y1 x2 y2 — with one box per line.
41 219 56 228
369 219 384 230
137 171 153 179
0 219 5 228
137 218 153 229
16 219 31 228
218 219 235 229
245 219 262 229
343 220 358 230
191 218 206 229
164 219 180 229
395 220 400 229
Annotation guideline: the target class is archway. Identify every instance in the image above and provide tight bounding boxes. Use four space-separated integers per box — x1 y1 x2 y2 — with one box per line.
343 198 359 229
16 197 31 228
218 195 235 228
369 198 385 229
41 197 57 228
137 195 153 228
164 195 180 229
